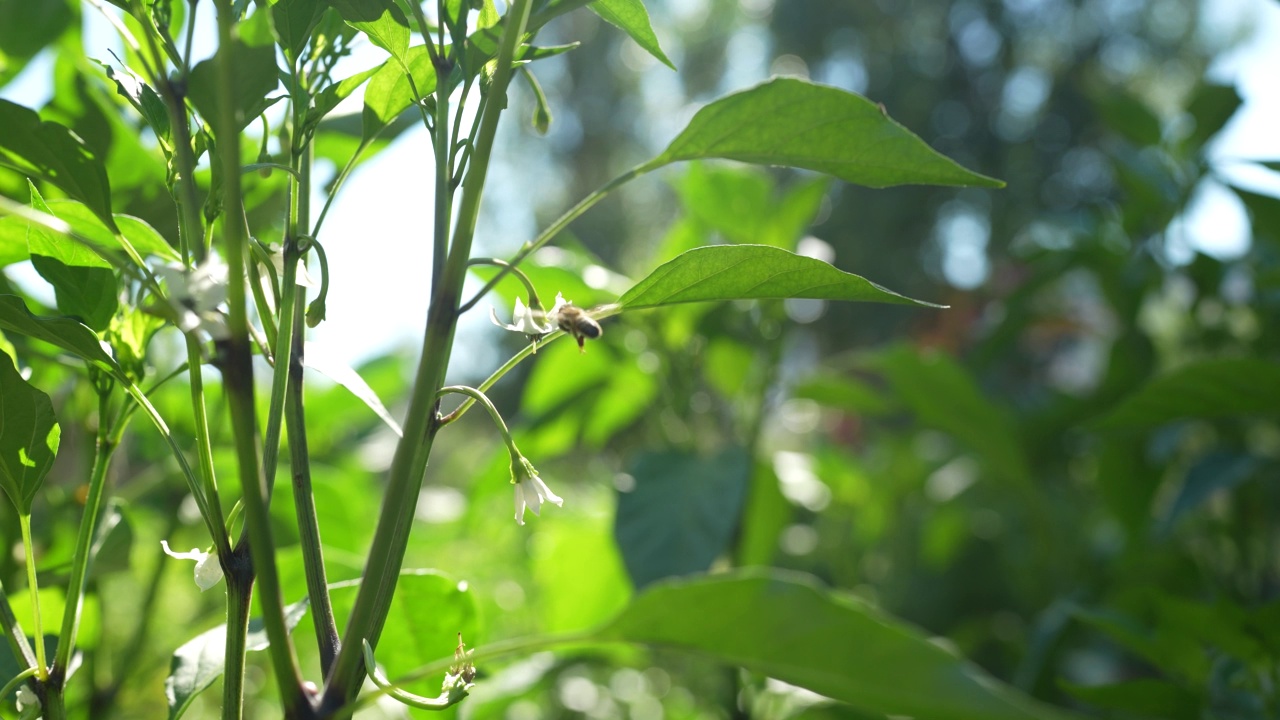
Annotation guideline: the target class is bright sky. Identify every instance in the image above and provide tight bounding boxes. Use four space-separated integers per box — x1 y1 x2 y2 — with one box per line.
2 0 1278 371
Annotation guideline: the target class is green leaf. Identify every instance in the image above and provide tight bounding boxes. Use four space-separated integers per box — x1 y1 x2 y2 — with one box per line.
615 447 750 588
0 99 118 232
861 345 1031 488
165 599 310 720
100 62 172 147
1097 358 1280 429
0 1 73 86
88 500 134 579
362 45 437 140
593 571 1077 720
303 342 404 437
1158 452 1263 533
589 0 674 70
272 0 328 61
188 40 281 133
641 77 1003 188
328 0 411 66
617 244 943 310
25 183 118 331
0 351 60 514
0 198 178 264
0 295 123 375
330 570 479 695
533 514 631 633
1061 680 1199 720
1184 83 1241 149
305 63 383 135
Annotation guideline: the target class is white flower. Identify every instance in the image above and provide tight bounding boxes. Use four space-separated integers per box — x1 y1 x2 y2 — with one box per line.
161 540 224 591
264 244 319 288
510 455 563 525
16 684 39 714
490 296 555 337
154 257 230 339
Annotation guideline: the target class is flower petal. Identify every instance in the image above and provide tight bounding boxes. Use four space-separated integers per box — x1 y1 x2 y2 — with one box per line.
514 483 527 525
161 540 204 561
531 476 564 507
194 553 225 591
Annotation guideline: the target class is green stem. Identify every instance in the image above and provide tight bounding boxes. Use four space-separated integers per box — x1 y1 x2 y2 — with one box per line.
212 0 306 713
185 333 227 544
221 563 253 720
310 140 368 241
465 258 542 308
437 386 518 454
0 668 38 707
18 514 46 680
51 390 120 679
319 0 535 708
456 168 642 314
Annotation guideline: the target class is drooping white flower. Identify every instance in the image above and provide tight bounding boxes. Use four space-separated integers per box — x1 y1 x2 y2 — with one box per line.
510 455 563 525
154 257 230 339
16 684 39 714
490 296 555 337
264 244 319 288
161 540 224 591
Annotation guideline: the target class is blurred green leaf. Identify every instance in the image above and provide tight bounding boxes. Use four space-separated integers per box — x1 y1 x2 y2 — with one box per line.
88 500 134 579
330 570 479 694
641 78 1004 188
616 446 750 588
589 0 675 70
0 2 72 86
862 345 1031 487
1184 83 1241 149
1158 452 1263 533
305 62 383 136
1061 679 1199 719
0 295 123 375
304 342 404 437
0 351 60 514
583 358 657 447
188 40 281 133
734 460 790 567
1092 91 1162 147
0 198 179 263
595 571 1079 720
272 0 328 61
0 99 118 232
619 245 943 310
329 0 411 66
791 372 896 416
533 513 631 633
1072 606 1210 683
165 599 310 720
1097 358 1280 429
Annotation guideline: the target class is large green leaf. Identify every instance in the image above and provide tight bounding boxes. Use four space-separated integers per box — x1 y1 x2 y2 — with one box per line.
0 352 60 514
0 99 118 232
0 295 123 376
0 199 179 266
593 571 1077 720
589 0 674 69
615 447 750 588
618 244 942 310
330 570 479 695
272 0 328 61
639 78 1003 188
1096 358 1280 429
328 0 411 66
0 1 74 87
165 599 310 720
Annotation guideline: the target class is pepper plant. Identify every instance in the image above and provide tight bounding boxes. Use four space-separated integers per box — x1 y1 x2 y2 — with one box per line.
0 1 1082 719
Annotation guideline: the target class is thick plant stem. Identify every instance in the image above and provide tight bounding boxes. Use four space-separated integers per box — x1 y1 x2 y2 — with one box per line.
52 391 121 679
211 0 306 714
319 0 535 708
221 565 254 720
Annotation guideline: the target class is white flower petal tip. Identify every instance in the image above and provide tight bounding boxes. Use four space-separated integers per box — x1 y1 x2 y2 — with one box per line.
16 685 39 713
155 257 231 340
511 456 563 525
161 540 224 591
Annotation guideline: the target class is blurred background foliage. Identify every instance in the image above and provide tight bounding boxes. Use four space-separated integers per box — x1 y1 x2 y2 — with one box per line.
2 0 1279 718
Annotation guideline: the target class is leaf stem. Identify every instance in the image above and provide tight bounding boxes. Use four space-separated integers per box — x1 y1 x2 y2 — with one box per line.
0 578 38 676
18 514 45 680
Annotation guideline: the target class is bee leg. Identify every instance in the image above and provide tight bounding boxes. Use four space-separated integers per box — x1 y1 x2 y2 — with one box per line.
576 335 586 353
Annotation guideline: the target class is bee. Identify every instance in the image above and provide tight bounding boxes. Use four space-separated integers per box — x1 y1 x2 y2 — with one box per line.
548 301 602 352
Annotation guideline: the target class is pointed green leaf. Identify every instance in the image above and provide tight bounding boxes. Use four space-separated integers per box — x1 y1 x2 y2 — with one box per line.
0 99 118 232
328 0 411 66
272 0 328 61
617 244 943 310
100 63 172 147
0 200 180 264
165 599 310 720
589 0 674 70
0 295 122 375
641 78 1003 188
0 352 60 514
1097 358 1280 429
594 571 1078 720
305 63 383 134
